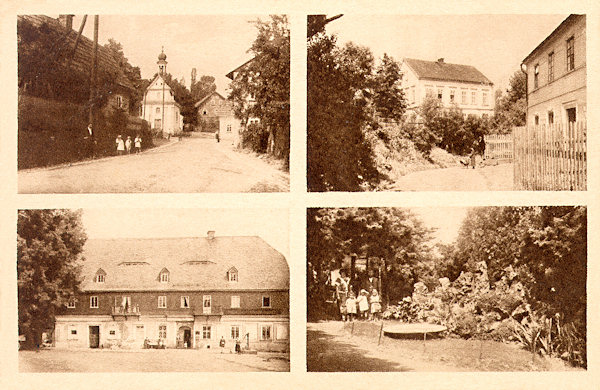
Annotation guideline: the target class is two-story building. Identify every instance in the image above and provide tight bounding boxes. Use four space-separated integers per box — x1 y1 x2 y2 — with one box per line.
226 58 260 127
522 14 586 127
195 91 241 146
53 232 289 352
401 58 494 118
140 50 184 137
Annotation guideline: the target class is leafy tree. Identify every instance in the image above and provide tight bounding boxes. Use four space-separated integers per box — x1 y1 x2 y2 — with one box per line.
156 73 197 127
104 38 144 115
492 70 526 133
17 209 87 349
229 15 290 164
307 26 380 191
191 75 217 101
307 207 433 319
372 53 406 122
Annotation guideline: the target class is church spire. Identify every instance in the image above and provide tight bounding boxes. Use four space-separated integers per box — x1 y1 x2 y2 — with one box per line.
157 47 167 75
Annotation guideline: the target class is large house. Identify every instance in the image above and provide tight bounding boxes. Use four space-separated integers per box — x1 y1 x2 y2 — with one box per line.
522 14 586 127
226 58 260 127
195 91 241 146
140 50 183 137
53 232 289 352
401 58 494 118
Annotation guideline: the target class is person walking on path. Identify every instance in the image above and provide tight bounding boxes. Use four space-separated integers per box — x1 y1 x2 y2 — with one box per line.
84 123 96 158
134 135 142 154
125 136 133 154
215 128 220 143
115 135 125 156
219 336 226 353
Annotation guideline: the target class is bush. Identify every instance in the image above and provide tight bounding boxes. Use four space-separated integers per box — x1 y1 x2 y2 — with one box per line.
453 311 480 339
241 122 269 153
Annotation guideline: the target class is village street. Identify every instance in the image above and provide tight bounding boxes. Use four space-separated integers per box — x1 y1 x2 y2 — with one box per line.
389 162 513 191
19 349 289 372
18 133 289 193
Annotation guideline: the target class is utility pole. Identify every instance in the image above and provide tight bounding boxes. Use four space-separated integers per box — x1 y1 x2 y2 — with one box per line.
89 15 99 156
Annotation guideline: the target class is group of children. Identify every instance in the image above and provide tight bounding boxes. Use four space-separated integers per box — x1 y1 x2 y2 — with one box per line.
115 134 142 155
335 270 382 321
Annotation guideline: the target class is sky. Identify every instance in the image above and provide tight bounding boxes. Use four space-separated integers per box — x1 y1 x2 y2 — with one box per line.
410 207 468 244
81 208 289 259
66 15 264 94
327 14 568 92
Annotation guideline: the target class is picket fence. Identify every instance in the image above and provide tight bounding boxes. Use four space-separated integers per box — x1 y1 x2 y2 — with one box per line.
513 121 586 191
484 134 513 160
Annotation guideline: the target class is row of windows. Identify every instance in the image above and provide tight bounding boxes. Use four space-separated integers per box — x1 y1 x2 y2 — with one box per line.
94 268 239 284
69 295 271 309
533 35 575 89
425 88 489 106
67 323 277 341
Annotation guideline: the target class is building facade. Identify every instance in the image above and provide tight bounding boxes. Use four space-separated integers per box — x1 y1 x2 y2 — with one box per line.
522 14 586 127
401 58 494 118
195 91 241 146
54 232 289 352
141 50 183 137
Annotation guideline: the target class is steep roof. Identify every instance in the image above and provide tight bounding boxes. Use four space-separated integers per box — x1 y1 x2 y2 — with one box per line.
194 91 227 108
79 236 289 292
403 58 493 86
225 57 255 80
522 14 584 65
18 15 135 91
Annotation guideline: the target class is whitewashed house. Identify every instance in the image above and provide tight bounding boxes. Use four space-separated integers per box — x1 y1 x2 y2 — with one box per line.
401 58 494 118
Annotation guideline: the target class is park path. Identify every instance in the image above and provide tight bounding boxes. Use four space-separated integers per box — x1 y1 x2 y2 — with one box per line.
307 322 463 372
18 133 289 193
389 162 514 191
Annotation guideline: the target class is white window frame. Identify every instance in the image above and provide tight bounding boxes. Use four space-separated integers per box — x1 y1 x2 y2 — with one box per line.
203 295 211 314
228 270 238 282
95 274 105 283
90 296 99 308
158 324 167 339
158 295 167 308
260 325 272 341
68 325 78 340
461 90 467 105
482 92 488 106
449 89 455 103
202 325 212 339
67 298 76 308
566 36 575 72
160 272 169 283
116 95 123 108
231 295 240 308
534 64 539 89
471 91 477 105
262 296 271 308
231 325 240 339
181 296 190 308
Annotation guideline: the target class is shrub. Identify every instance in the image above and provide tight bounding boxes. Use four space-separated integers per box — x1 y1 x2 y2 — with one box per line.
241 122 269 153
452 311 480 339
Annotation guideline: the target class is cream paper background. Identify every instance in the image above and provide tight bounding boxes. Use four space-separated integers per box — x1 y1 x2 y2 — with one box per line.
0 0 598 389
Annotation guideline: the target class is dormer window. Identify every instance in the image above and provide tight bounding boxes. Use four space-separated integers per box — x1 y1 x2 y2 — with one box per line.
94 269 106 283
159 268 170 283
227 267 238 282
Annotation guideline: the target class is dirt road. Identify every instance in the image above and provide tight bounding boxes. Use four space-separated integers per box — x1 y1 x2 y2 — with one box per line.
390 162 513 191
18 133 289 193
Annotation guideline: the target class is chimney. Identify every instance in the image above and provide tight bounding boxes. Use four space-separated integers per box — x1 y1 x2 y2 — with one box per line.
437 58 445 63
207 231 215 240
58 15 74 31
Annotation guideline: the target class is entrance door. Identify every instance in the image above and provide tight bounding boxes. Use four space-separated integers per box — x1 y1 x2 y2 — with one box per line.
89 326 100 348
183 329 192 348
154 119 162 130
566 107 576 123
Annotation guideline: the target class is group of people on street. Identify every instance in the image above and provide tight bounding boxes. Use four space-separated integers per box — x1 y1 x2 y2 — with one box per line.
334 269 382 322
115 134 142 155
219 336 242 354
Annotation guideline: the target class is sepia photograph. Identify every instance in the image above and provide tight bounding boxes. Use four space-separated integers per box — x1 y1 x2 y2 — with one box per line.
17 14 290 193
307 14 586 191
307 207 586 371
17 208 290 372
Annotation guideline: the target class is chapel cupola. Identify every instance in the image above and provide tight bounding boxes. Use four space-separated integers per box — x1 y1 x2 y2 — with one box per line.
157 47 167 75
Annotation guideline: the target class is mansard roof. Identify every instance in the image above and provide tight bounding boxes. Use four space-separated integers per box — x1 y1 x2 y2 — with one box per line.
80 236 288 292
403 58 493 86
